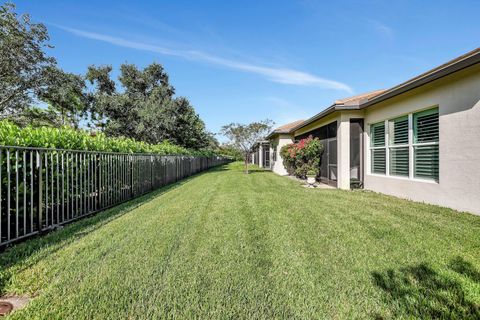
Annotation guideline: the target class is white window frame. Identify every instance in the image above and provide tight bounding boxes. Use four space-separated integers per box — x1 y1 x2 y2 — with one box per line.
412 108 440 181
370 121 387 175
368 106 439 183
388 115 409 177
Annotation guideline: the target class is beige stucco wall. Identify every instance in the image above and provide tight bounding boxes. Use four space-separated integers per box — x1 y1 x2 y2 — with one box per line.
293 111 365 189
337 111 365 189
269 134 294 175
364 64 480 215
258 143 263 168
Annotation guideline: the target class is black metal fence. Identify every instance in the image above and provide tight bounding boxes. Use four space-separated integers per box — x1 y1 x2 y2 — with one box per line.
0 146 230 247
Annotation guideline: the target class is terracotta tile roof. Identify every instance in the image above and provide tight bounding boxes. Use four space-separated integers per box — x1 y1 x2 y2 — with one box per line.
334 89 386 105
273 120 305 133
288 90 386 132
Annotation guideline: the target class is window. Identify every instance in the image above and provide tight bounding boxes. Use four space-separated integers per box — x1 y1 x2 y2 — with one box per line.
369 107 439 182
370 122 386 174
389 116 409 176
414 108 439 181
272 145 277 162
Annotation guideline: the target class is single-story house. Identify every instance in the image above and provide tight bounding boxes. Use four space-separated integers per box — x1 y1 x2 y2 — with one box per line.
250 140 271 168
257 47 480 215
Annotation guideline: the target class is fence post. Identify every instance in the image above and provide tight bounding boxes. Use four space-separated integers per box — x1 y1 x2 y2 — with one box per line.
150 155 153 191
37 151 43 233
130 156 134 199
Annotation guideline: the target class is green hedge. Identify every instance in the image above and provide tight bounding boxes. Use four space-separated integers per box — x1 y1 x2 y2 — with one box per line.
0 121 215 156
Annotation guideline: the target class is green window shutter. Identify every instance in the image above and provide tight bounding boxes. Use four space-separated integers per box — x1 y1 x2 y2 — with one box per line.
389 116 409 145
414 145 439 181
389 116 409 176
371 122 385 147
414 108 439 143
413 107 439 181
390 147 409 176
371 149 386 174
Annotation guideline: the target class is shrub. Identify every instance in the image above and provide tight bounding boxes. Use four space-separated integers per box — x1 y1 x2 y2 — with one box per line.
306 169 316 177
216 145 244 161
280 135 324 178
0 120 216 156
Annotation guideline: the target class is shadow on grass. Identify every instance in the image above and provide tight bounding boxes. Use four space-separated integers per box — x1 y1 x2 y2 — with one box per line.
372 257 480 319
450 256 480 284
206 167 231 172
246 170 271 174
0 165 229 295
241 167 270 174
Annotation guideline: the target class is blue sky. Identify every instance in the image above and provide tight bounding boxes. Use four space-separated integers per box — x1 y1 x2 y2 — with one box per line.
14 0 480 139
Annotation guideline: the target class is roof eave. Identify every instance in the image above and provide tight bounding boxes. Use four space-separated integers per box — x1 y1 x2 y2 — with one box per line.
289 104 335 132
265 131 278 139
290 104 360 132
266 130 292 139
361 49 480 109
270 48 480 136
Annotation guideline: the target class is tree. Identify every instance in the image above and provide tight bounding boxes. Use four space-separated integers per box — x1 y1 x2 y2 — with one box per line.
0 3 87 128
216 143 244 161
0 2 56 117
84 65 115 130
87 63 212 149
5 105 62 128
86 62 174 138
140 97 213 149
36 66 88 128
221 120 273 173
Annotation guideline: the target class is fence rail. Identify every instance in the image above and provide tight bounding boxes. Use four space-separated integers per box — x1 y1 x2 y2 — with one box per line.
0 146 230 247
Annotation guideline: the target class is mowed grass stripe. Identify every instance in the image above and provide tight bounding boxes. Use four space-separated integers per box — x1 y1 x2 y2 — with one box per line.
0 162 479 319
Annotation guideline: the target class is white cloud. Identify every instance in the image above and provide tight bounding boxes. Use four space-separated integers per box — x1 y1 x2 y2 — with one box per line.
58 26 353 93
367 19 394 39
264 97 312 125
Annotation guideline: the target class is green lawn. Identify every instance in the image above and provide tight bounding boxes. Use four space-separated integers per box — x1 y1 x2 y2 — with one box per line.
1 162 479 319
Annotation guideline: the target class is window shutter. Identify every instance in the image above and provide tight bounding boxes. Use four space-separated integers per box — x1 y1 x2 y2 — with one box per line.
414 145 439 180
389 116 409 145
414 108 439 143
372 149 386 174
390 147 409 176
388 116 409 176
414 108 439 181
371 122 386 174
371 123 385 147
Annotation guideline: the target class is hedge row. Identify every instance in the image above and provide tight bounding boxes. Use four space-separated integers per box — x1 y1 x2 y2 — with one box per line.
0 121 215 156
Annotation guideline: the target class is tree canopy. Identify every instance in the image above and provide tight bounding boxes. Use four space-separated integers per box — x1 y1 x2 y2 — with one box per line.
0 2 216 151
0 2 55 117
221 120 273 173
87 63 215 149
37 66 88 128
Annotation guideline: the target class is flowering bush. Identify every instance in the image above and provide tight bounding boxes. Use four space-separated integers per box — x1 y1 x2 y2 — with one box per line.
280 135 324 178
